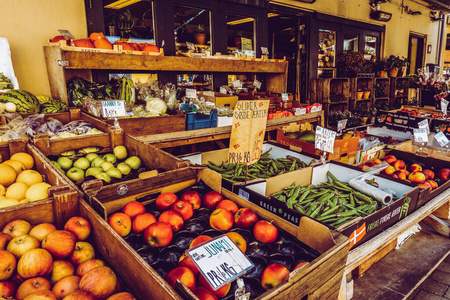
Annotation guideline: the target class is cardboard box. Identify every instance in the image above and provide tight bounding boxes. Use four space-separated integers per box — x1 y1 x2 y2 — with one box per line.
198 91 239 109
375 110 429 133
355 144 385 164
277 123 359 163
391 139 450 161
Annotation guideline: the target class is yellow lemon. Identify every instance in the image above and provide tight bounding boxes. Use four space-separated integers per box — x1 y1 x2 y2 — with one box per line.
0 198 19 208
3 160 26 175
16 170 43 187
5 182 29 201
26 182 51 202
10 152 34 170
0 184 5 196
0 164 17 187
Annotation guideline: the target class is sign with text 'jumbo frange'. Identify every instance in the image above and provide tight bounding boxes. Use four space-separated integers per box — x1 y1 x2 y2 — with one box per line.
229 100 270 165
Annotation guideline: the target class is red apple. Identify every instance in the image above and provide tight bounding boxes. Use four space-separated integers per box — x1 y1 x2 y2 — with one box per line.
50 260 75 285
428 179 439 189
106 292 135 300
11 272 25 287
164 267 195 290
383 165 396 175
70 241 95 266
158 210 184 232
253 220 278 244
408 171 427 183
0 280 16 298
190 235 213 248
29 223 57 242
209 209 234 231
52 275 80 299
3 220 32 238
155 193 178 211
393 170 407 180
107 213 132 237
191 287 218 300
144 222 173 248
225 232 247 253
0 232 12 250
393 160 406 171
384 155 397 164
202 191 223 209
7 235 40 259
16 277 51 300
261 263 290 290
132 213 156 234
234 208 258 229
23 290 58 300
76 259 105 277
180 190 202 210
121 201 146 219
294 261 308 270
79 266 117 300
438 168 450 181
178 253 199 276
42 230 76 259
198 274 230 298
216 200 239 215
17 248 53 279
0 250 16 280
62 289 96 300
422 169 435 180
409 163 423 172
64 217 92 241
170 200 194 220
419 181 433 190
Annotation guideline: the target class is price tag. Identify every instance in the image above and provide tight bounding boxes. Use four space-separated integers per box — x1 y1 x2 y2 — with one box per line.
253 79 262 89
58 29 75 40
186 88 197 99
186 42 195 51
434 131 450 147
442 99 449 115
418 119 430 134
101 100 127 118
337 119 348 132
294 107 307 115
413 128 428 143
186 235 253 290
220 87 228 95
315 126 336 153
261 47 269 55
232 80 242 88
281 93 289 101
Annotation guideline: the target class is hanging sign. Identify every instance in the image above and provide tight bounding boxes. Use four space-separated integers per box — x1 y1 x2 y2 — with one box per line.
261 47 269 55
337 119 348 132
442 99 449 115
253 79 262 89
101 100 127 118
186 88 197 99
186 235 253 291
435 131 450 147
229 100 270 165
413 128 428 143
315 126 336 153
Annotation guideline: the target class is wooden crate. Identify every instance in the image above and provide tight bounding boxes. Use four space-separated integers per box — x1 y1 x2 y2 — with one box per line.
350 77 374 101
310 78 350 104
31 108 123 156
88 168 349 300
323 102 350 128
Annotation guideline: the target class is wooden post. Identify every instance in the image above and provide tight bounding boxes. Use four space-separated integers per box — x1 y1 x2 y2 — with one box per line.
53 190 79 229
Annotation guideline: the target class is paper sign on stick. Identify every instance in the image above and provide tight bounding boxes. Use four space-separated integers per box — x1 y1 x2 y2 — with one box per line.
101 100 127 118
229 100 270 165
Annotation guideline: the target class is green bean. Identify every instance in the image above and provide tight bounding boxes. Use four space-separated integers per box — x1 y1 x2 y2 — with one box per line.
310 206 322 218
319 205 340 217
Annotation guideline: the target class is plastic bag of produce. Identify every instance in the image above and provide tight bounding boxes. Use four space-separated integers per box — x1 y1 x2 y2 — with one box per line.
57 120 95 135
1 116 28 141
46 118 64 133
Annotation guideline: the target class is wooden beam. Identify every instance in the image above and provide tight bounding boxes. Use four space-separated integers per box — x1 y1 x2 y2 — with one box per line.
422 215 450 237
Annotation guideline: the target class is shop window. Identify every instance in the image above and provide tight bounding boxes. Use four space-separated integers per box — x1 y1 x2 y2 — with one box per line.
103 0 155 42
344 33 358 52
174 6 211 52
318 29 336 78
226 14 255 56
365 35 377 59
177 74 213 92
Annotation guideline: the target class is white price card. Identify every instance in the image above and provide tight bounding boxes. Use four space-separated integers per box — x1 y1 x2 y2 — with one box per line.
418 119 430 134
261 47 269 55
281 93 289 101
58 29 75 40
220 87 228 95
186 88 197 99
101 100 127 118
186 42 195 51
315 126 336 153
233 80 242 88
434 131 450 147
442 99 449 115
187 235 253 290
253 79 262 89
413 128 428 143
294 107 307 115
337 119 348 132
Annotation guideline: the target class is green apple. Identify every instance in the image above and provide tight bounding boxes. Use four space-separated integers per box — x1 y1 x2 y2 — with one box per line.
85 153 99 162
106 167 122 179
95 172 111 183
85 167 103 177
74 157 90 170
117 163 131 175
125 156 142 170
66 167 85 181
113 145 128 160
103 153 117 164
100 161 114 172
57 157 73 171
91 157 106 167
51 161 62 170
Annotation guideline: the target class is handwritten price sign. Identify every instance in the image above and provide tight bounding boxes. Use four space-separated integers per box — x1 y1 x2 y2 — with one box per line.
101 100 127 118
315 126 336 153
413 128 428 143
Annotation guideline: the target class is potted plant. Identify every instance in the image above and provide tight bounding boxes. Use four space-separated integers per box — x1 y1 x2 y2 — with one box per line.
375 60 387 78
356 89 364 100
399 57 409 77
374 83 386 98
355 102 373 125
336 51 365 77
193 24 207 45
386 55 403 78
363 89 371 99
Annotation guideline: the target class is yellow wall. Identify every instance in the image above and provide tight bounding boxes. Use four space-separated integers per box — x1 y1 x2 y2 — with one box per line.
272 0 442 66
0 0 87 95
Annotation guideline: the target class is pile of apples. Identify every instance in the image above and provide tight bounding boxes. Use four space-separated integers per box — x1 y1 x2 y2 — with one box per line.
380 154 450 190
0 217 135 300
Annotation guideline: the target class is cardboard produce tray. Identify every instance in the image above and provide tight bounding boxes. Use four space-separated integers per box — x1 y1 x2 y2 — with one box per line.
88 168 349 300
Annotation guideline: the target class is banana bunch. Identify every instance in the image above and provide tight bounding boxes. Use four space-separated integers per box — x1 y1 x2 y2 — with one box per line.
116 77 135 105
118 9 135 31
0 73 13 90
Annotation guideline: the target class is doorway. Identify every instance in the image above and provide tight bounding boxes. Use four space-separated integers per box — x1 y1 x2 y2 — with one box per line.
408 33 425 74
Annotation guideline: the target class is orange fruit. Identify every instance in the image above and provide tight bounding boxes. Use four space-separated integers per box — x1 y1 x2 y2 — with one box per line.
114 42 135 51
89 32 106 43
94 39 113 50
142 44 159 52
73 39 94 48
